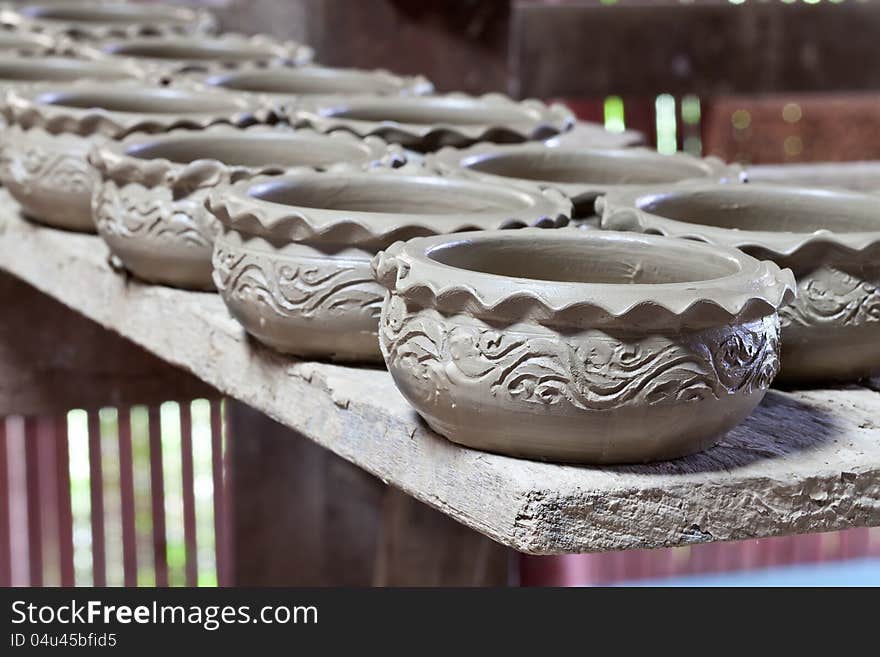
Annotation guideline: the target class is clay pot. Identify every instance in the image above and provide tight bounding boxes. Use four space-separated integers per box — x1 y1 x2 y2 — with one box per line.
0 81 272 232
0 27 59 54
372 229 795 463
206 170 572 362
599 184 880 385
0 2 217 39
89 126 405 290
96 34 313 76
428 144 741 219
292 93 575 152
198 65 433 99
0 55 144 89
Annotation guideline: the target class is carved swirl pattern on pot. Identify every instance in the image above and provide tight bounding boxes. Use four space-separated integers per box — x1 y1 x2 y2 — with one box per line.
213 240 384 320
779 266 880 329
7 147 94 196
93 181 218 248
380 295 781 410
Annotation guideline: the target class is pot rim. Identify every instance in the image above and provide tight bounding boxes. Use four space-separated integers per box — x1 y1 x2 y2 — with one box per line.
199 64 434 98
427 143 743 201
207 169 572 248
96 33 314 69
89 124 406 193
372 228 796 328
0 53 146 84
2 80 275 138
0 2 218 38
598 182 880 257
291 92 575 149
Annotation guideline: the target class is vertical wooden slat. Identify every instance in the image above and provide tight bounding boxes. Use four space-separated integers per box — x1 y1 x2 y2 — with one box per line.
87 411 106 587
0 418 10 587
622 95 657 149
36 418 59 586
24 417 42 586
54 416 74 586
210 400 226 586
180 402 198 587
117 407 137 586
148 406 168 587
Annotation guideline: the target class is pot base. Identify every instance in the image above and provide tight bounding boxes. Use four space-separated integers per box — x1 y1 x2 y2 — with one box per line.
779 323 880 385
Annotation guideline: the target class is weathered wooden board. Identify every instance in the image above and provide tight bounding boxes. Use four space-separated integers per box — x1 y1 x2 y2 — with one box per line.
1 193 879 554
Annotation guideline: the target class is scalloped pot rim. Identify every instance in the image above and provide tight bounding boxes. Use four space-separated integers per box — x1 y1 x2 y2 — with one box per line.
598 183 880 256
207 170 573 247
200 65 434 97
427 143 743 199
372 228 796 329
292 93 575 146
1 2 218 36
0 55 146 85
97 34 314 67
2 82 272 138
89 125 404 191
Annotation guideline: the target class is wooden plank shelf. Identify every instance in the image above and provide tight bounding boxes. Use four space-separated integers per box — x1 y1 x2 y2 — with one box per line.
1 190 879 555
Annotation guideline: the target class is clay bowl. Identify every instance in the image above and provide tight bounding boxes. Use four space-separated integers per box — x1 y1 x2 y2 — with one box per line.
599 184 880 385
97 34 314 76
0 27 57 54
206 170 572 362
372 229 795 464
0 2 217 39
199 66 434 99
0 81 272 232
89 126 405 291
428 144 742 219
0 55 144 90
292 93 575 152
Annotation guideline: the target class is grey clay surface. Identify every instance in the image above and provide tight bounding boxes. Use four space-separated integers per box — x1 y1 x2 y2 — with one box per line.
599 183 880 384
207 169 572 362
373 228 795 463
90 125 404 290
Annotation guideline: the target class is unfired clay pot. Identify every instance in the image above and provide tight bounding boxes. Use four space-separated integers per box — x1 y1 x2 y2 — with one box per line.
599 184 880 385
292 93 575 152
0 2 217 39
372 229 795 464
428 144 742 219
0 27 61 54
89 126 405 290
96 34 314 76
198 65 433 99
0 81 272 232
0 55 144 89
206 170 572 362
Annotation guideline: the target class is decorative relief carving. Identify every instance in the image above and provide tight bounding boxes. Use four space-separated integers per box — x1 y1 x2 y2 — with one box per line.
213 240 384 320
93 180 218 248
780 266 880 329
7 147 93 196
380 295 780 411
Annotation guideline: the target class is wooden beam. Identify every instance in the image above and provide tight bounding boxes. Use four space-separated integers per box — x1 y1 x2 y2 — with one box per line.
0 272 215 416
1 192 879 554
228 400 509 586
511 1 880 98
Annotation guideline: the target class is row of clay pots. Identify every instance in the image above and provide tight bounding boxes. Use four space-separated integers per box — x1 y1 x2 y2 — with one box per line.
2 2 874 465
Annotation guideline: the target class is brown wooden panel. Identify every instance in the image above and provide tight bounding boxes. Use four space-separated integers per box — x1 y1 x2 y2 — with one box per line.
511 1 880 98
228 400 510 586
703 92 880 165
0 273 216 416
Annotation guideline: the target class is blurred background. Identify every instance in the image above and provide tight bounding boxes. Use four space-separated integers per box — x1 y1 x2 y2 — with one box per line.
2 0 880 587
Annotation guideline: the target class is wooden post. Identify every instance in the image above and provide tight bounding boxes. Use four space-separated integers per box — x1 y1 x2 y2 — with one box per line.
227 400 511 586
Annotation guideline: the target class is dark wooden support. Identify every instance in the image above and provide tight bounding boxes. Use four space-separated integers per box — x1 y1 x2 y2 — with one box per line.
227 400 511 586
511 0 880 99
0 272 215 416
